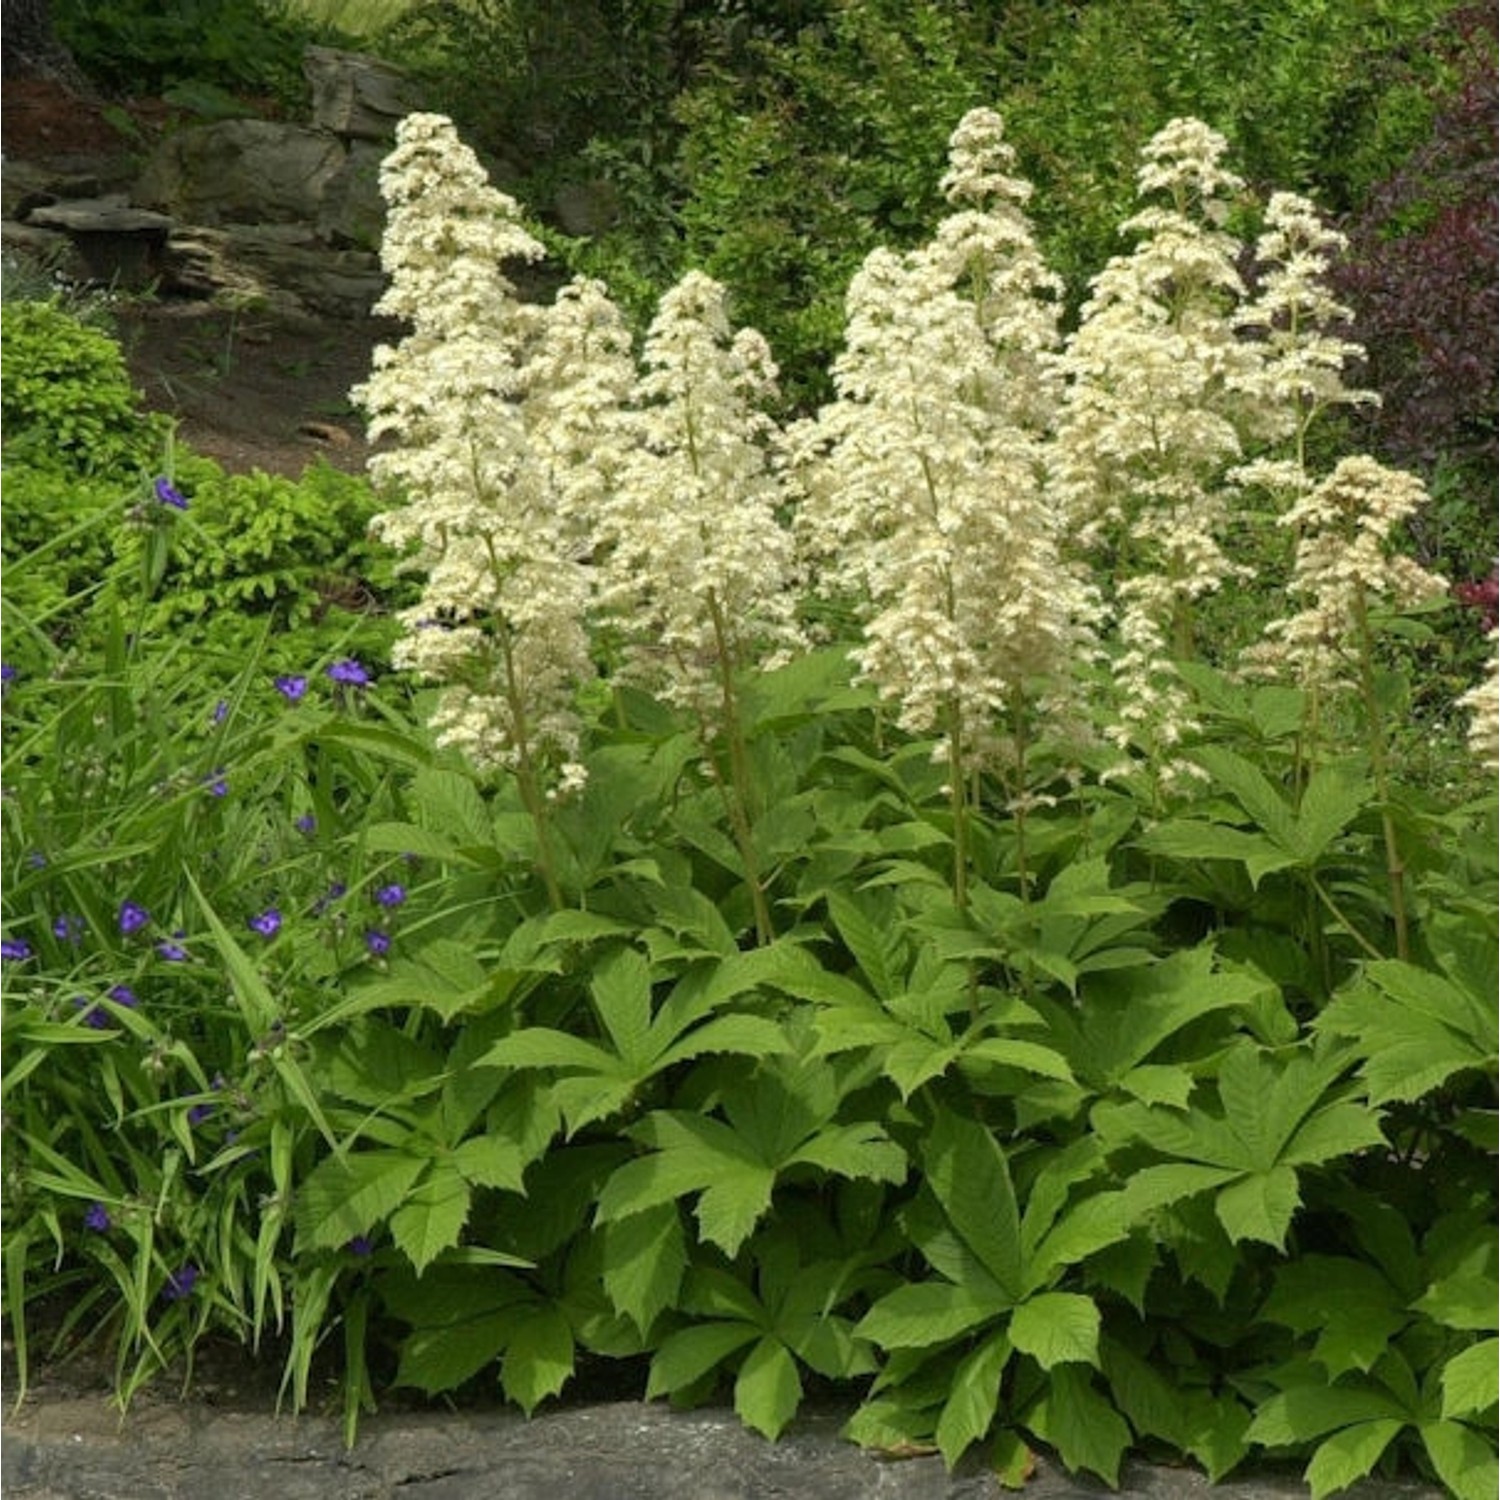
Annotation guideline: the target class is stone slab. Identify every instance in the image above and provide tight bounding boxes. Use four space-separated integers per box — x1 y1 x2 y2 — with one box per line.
0 1396 1448 1500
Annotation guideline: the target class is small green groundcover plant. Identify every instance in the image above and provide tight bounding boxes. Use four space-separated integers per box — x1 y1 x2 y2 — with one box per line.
2 110 1496 1499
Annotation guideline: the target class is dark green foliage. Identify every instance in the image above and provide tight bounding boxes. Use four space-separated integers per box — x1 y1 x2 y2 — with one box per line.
0 302 407 684
53 0 317 102
474 0 1465 408
1334 4 1498 580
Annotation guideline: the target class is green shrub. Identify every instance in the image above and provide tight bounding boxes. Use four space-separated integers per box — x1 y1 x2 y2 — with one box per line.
0 301 166 477
53 0 318 102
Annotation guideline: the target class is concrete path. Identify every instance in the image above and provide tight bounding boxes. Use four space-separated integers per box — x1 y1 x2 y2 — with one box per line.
3 1395 1446 1500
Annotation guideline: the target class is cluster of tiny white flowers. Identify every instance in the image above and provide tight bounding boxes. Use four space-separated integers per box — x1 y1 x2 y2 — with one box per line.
791 109 1096 780
1243 456 1447 691
355 114 604 788
1230 191 1376 444
1459 631 1499 775
1050 118 1260 787
593 270 803 720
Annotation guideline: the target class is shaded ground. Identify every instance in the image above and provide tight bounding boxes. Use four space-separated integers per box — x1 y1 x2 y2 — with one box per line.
113 299 393 480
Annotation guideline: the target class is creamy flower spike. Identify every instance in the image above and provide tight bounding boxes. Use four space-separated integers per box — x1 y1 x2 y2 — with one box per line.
594 270 802 720
1245 456 1447 692
792 108 1096 782
1459 631 1499 775
1049 118 1262 790
1228 191 1376 475
356 113 620 791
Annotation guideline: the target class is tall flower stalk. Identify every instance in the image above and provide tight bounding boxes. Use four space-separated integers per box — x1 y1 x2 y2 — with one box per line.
355 114 630 908
594 271 802 944
1051 118 1261 799
1251 456 1447 957
792 109 1097 914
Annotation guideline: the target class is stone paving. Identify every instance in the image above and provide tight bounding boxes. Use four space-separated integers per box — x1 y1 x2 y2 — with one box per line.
3 1395 1448 1500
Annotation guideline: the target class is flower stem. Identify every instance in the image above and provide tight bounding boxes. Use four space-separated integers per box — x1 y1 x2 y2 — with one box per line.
706 590 775 945
498 631 564 912
1350 584 1409 959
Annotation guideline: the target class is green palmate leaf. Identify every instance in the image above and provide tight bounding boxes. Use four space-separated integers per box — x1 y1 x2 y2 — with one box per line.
1009 1292 1100 1370
884 1035 965 1100
923 1108 1024 1300
1246 1381 1411 1446
856 1280 1011 1350
646 1321 761 1399
1135 821 1299 888
1306 1419 1405 1500
395 1307 516 1394
1292 763 1370 862
389 1161 471 1275
363 821 474 865
789 1121 908 1185
1118 1162 1243 1219
499 1304 574 1414
1260 1257 1408 1378
590 946 654 1064
1415 1274 1500 1332
1421 1419 1500 1500
1217 1043 1336 1171
1029 1193 1135 1285
1023 1364 1131 1485
596 1113 773 1257
1214 1165 1301 1249
452 1134 528 1194
1101 1338 1250 1480
1193 745 1299 851
1117 1064 1195 1109
935 1332 1011 1468
827 889 904 1000
410 766 493 848
735 1335 802 1441
1441 1340 1500 1418
603 1204 688 1336
1318 962 1498 1106
963 1038 1075 1083
294 1150 427 1252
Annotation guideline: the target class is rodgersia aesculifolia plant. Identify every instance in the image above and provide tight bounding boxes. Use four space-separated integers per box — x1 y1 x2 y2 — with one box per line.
789 108 1098 904
39 102 1469 1483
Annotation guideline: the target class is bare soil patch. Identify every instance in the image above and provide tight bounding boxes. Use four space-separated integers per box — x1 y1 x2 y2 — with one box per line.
114 299 394 480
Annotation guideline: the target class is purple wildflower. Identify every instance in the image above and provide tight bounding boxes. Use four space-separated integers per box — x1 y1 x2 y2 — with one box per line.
294 813 316 835
73 996 110 1030
248 908 282 939
84 1202 111 1233
311 880 347 916
26 851 47 868
118 901 150 935
1 938 34 961
107 984 138 1009
374 883 406 909
326 659 371 688
346 1235 373 1257
187 1102 214 1127
204 769 228 798
1 662 15 691
212 699 229 724
157 932 190 961
274 674 308 702
364 929 391 958
53 914 86 941
154 477 189 511
162 1264 199 1301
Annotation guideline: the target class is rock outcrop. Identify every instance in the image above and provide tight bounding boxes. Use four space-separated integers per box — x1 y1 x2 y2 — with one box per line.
2 46 418 319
